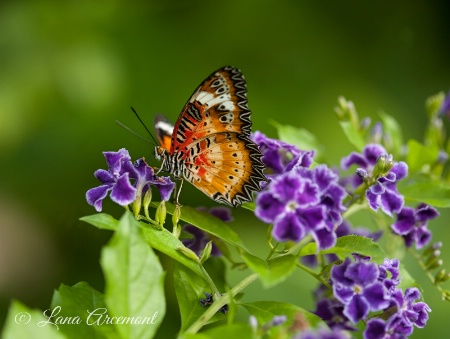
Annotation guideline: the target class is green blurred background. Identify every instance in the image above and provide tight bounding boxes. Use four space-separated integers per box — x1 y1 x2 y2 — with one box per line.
1 1 449 337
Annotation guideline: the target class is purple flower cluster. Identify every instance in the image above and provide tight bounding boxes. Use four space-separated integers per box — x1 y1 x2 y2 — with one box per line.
314 255 431 338
255 164 346 250
86 149 175 212
251 131 314 175
182 206 233 256
392 204 439 249
341 144 408 216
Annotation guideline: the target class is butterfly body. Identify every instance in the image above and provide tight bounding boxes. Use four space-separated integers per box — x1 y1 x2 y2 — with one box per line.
155 66 266 206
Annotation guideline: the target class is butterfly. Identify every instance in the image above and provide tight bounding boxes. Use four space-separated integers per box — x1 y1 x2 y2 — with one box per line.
154 66 267 207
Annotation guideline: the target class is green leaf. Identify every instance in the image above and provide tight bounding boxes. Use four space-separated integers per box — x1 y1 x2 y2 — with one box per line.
241 252 297 288
174 262 223 332
406 139 439 173
50 282 117 339
83 212 203 277
154 202 246 251
339 121 366 151
139 220 204 276
378 111 403 157
242 301 323 327
299 236 385 262
397 175 450 207
272 122 324 159
2 300 66 339
101 212 166 339
80 213 119 231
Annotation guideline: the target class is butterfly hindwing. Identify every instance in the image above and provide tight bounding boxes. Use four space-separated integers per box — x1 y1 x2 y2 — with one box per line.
171 66 252 153
181 132 266 206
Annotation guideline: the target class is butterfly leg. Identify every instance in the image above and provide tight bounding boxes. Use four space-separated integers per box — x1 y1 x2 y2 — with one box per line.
175 178 184 206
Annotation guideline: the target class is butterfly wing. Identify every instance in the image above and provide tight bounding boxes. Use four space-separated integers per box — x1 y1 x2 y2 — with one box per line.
154 114 174 152
182 132 266 206
170 66 253 153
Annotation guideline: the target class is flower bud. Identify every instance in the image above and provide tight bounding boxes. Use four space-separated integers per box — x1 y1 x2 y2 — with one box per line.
356 168 369 181
132 196 142 218
200 241 213 264
143 188 152 212
435 269 447 284
155 201 167 226
172 204 182 227
373 154 394 178
177 245 200 262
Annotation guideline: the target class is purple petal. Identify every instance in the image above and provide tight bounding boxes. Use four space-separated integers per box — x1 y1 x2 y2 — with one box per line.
255 191 285 223
344 294 370 323
298 205 326 230
312 227 337 250
412 302 431 327
369 182 385 195
153 176 175 201
391 207 415 235
103 148 131 175
271 172 302 201
110 173 136 205
312 164 338 191
86 185 111 212
362 282 389 311
331 257 353 285
364 318 386 339
295 179 320 206
333 284 355 305
415 204 439 222
366 190 381 212
341 152 368 170
390 161 408 181
345 262 379 285
363 144 387 166
94 169 114 183
415 225 432 249
285 150 315 171
380 189 404 216
272 212 305 242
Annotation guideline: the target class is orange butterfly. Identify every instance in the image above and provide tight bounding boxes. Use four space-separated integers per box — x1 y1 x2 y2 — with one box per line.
154 66 267 206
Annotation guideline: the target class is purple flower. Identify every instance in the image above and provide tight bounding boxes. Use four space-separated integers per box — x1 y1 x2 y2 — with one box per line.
86 149 137 211
251 131 314 175
341 144 408 216
255 165 346 250
364 288 431 339
391 204 439 249
182 206 232 256
86 149 175 212
378 258 400 293
331 257 390 323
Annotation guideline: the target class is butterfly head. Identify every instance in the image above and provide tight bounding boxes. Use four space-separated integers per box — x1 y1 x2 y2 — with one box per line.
154 146 166 161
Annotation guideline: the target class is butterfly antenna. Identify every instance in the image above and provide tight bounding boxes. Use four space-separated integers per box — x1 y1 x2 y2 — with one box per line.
115 120 152 143
131 107 159 146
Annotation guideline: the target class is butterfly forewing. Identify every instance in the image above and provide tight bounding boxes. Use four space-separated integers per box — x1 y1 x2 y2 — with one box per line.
170 67 252 153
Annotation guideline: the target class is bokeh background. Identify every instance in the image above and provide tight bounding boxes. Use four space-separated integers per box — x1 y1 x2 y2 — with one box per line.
1 1 449 337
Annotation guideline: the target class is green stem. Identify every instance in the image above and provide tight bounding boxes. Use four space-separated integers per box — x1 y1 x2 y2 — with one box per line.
266 242 279 260
199 264 220 297
296 262 331 288
183 273 259 335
